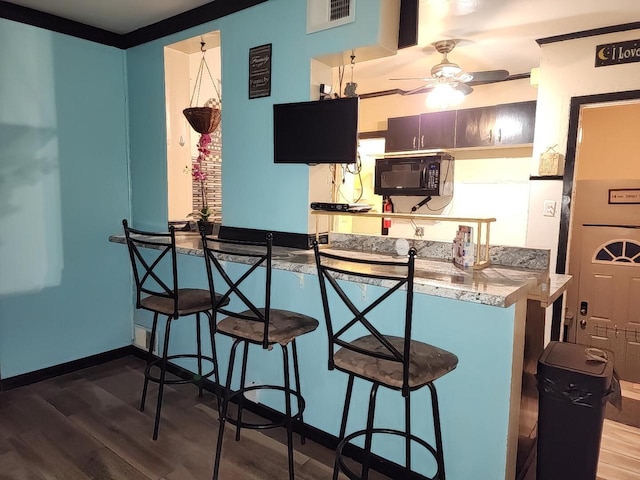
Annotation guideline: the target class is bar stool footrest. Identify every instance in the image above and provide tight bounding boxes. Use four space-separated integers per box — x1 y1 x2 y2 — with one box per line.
144 353 216 385
223 384 305 430
336 428 441 480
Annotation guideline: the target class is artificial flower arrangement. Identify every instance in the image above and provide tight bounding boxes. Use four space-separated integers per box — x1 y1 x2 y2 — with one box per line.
186 132 214 223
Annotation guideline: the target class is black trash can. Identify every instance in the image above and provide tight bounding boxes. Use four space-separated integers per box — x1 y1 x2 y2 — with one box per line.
536 341 616 480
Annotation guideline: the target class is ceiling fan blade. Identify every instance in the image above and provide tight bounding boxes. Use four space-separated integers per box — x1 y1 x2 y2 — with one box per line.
454 83 473 95
465 69 510 85
401 84 436 96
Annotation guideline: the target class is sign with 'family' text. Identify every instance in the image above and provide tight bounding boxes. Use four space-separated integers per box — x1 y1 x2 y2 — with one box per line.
248 44 272 99
595 39 640 67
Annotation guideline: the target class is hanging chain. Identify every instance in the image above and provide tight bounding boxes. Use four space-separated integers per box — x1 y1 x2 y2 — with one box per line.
189 41 222 108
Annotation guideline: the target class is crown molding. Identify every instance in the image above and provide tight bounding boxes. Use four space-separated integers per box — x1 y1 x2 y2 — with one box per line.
0 0 268 49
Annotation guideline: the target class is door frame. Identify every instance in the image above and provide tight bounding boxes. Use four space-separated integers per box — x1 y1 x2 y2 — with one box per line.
553 89 640 340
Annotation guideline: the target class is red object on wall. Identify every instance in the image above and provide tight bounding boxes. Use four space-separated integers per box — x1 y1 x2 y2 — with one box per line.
382 197 394 234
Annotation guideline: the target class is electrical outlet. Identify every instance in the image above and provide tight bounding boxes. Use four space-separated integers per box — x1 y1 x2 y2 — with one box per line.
415 226 425 237
543 200 556 217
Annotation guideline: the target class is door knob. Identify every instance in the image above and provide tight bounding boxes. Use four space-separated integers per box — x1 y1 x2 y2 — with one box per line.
580 319 587 329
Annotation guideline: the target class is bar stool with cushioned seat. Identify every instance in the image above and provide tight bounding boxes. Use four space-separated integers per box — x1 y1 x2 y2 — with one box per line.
313 243 459 480
122 219 228 440
201 232 319 480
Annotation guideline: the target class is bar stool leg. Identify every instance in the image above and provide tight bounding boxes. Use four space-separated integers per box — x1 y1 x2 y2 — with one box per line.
140 312 159 412
281 344 295 480
333 375 355 480
206 312 222 415
429 382 446 480
153 316 173 441
361 383 380 480
235 341 250 441
405 392 412 473
212 338 242 480
196 313 204 398
291 339 306 445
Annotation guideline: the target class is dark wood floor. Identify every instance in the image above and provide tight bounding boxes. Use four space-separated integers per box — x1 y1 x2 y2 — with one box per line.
0 356 390 480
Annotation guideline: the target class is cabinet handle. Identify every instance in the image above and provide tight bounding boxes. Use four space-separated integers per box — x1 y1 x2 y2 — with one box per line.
421 135 424 149
413 136 417 149
498 128 502 143
489 129 493 143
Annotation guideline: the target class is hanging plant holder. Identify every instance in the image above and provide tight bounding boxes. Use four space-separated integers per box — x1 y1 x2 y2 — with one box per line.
183 41 222 134
184 101 221 134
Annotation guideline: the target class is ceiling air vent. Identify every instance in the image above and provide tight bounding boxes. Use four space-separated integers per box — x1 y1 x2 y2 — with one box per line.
307 0 356 34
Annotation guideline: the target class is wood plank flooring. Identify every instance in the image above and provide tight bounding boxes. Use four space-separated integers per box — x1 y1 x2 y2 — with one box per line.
3 356 638 480
0 356 389 480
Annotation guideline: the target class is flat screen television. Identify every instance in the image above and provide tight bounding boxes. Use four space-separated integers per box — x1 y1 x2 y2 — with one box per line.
273 97 359 164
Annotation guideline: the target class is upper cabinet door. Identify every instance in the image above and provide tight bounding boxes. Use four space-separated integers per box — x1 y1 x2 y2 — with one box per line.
419 110 456 149
385 115 420 152
495 101 537 145
455 106 497 148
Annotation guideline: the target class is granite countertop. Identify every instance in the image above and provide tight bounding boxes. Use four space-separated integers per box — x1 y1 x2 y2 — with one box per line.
110 233 552 308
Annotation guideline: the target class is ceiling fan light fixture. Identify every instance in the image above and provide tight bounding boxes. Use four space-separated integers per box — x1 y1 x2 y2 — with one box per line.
427 82 465 110
432 61 462 78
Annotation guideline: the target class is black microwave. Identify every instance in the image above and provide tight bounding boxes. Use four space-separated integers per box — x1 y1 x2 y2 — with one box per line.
374 152 454 196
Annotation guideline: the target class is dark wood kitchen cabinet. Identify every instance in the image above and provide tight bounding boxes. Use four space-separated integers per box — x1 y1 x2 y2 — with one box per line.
385 110 456 152
385 115 420 152
455 101 536 148
495 101 536 145
419 110 456 149
454 106 496 148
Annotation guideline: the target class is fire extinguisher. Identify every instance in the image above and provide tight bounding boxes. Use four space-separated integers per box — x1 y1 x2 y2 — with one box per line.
382 196 394 235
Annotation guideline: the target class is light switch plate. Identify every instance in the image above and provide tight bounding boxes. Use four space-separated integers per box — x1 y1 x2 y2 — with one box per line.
543 200 556 217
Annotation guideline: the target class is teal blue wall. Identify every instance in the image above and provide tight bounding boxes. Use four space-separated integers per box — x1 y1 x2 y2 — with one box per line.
0 19 132 378
127 0 387 232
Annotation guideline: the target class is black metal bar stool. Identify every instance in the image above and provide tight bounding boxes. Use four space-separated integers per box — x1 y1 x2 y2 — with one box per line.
201 232 319 480
122 219 228 440
313 243 459 480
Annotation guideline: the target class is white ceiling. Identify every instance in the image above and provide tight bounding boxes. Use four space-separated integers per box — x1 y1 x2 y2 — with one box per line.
354 0 640 94
5 0 640 93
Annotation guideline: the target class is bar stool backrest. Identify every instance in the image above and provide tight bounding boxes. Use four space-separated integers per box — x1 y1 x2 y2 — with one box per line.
313 243 417 397
123 219 179 318
201 232 273 349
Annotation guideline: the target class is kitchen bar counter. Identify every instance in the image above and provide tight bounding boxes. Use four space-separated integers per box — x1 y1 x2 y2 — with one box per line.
111 231 571 480
109 233 551 308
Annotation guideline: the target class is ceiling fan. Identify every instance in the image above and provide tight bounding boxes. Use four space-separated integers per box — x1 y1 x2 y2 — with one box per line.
391 40 510 97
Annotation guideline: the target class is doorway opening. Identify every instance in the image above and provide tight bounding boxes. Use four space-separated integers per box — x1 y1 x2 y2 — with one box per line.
164 32 222 226
560 92 640 431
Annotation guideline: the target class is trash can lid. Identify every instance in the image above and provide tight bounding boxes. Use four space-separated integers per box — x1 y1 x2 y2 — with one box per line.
539 341 613 378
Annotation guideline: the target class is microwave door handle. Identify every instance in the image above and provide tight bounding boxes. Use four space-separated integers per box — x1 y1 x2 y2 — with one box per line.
420 166 427 187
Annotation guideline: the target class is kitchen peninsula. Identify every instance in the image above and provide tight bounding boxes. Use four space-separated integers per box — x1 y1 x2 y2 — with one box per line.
110 232 570 480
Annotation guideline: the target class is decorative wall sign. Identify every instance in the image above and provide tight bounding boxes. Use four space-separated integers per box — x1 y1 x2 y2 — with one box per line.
595 39 640 67
248 43 272 99
609 189 640 204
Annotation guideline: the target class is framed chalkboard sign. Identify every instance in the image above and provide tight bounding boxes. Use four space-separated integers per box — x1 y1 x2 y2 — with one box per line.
248 43 272 99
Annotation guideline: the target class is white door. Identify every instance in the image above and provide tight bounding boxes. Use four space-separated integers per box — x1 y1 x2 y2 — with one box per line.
576 225 640 382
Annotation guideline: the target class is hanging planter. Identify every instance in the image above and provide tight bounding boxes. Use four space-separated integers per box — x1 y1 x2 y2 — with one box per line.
183 102 221 134
183 41 222 134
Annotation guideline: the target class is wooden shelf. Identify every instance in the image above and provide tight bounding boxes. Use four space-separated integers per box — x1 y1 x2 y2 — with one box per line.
311 210 496 269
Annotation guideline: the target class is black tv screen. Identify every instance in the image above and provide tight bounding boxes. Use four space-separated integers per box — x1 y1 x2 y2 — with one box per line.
273 97 359 164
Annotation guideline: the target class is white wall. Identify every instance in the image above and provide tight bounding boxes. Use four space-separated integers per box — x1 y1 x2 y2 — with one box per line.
164 47 193 220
